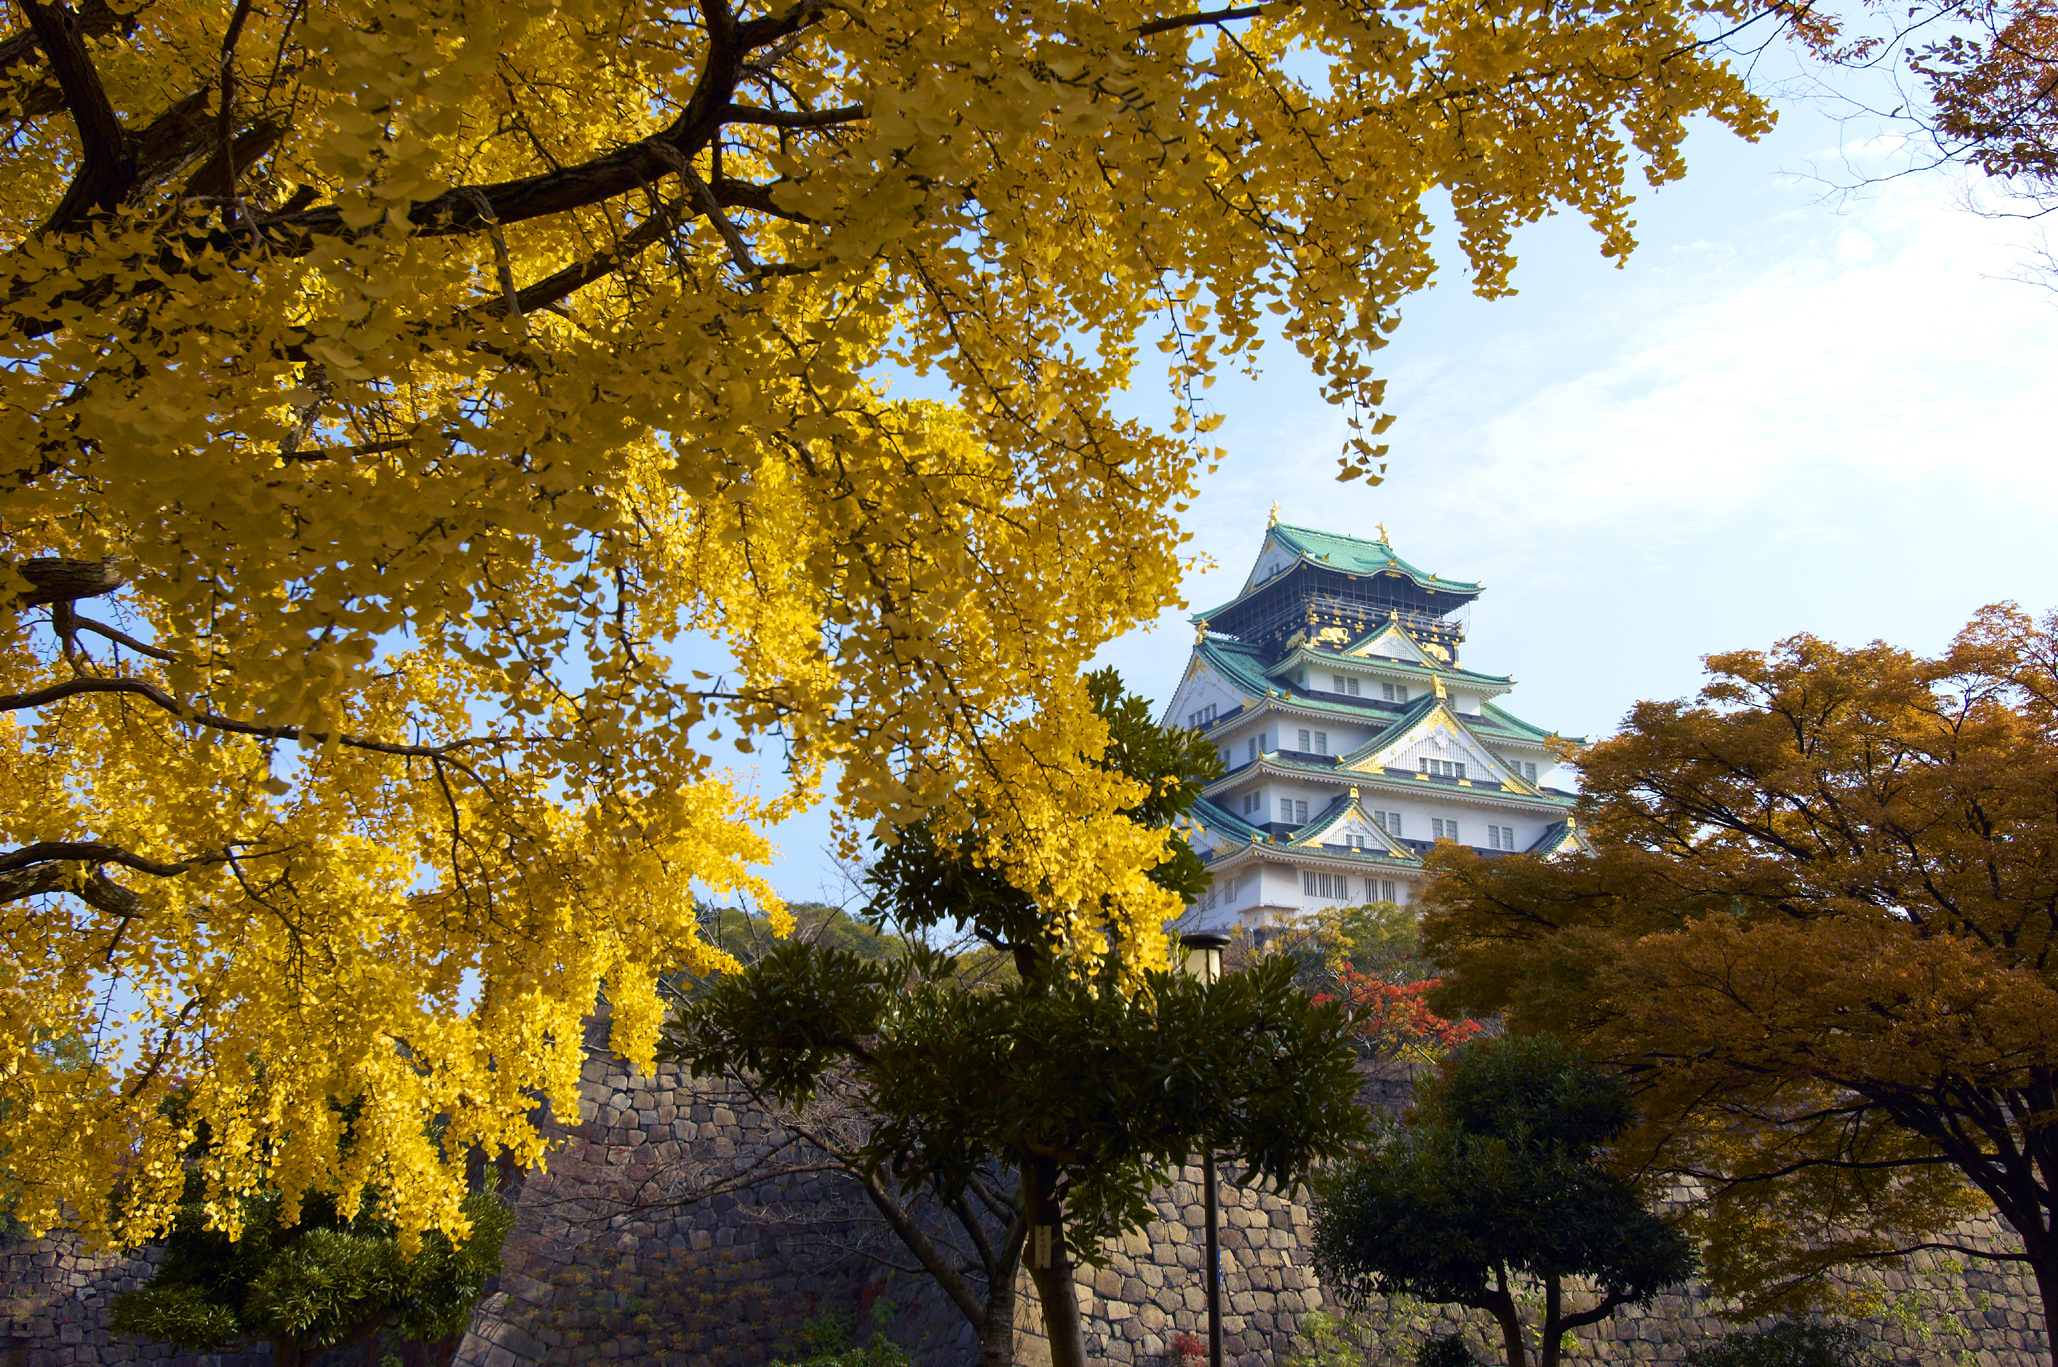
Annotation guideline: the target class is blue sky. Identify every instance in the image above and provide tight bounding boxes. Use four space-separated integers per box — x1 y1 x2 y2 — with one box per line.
750 78 2058 906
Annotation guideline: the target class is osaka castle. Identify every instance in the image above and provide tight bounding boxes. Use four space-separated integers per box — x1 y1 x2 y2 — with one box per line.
1164 516 1588 929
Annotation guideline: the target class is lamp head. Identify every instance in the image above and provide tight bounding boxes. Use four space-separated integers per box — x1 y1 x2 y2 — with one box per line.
1179 931 1233 985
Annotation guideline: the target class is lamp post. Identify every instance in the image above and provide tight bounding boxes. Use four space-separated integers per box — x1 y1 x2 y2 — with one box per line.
1179 930 1232 1367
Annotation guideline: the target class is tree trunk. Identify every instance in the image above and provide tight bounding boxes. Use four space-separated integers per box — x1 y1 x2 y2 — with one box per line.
272 1341 304 1367
2033 1249 2058 1367
977 1259 1019 1367
1484 1264 1527 1367
1538 1271 1562 1367
1020 1155 1087 1367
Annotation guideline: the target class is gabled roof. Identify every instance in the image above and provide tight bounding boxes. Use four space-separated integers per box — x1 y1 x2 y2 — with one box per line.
1288 792 1414 857
1266 523 1482 595
1190 522 1482 624
1267 642 1514 690
1191 641 1573 764
1526 818 1592 856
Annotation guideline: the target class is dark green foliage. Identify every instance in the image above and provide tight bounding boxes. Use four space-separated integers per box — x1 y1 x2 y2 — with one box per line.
663 670 1355 1367
1683 1320 1878 1367
110 1182 513 1367
1418 1334 1483 1367
1312 1036 1695 1367
770 1311 912 1367
666 940 1365 1245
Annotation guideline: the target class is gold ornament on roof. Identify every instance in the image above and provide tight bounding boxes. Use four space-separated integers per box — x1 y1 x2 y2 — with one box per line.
1376 521 1389 544
1268 501 1281 526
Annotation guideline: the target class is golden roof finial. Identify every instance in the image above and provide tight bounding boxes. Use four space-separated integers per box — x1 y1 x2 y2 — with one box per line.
1376 521 1389 544
1349 786 1360 800
1268 501 1281 527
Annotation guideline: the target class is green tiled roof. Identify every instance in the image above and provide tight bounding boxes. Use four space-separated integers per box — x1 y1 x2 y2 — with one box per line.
1270 523 1483 593
1196 639 1564 747
1187 796 1263 844
1191 523 1482 623
1267 643 1513 688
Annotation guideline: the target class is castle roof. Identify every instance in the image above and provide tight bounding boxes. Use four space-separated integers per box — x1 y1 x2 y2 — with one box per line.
1190 521 1481 625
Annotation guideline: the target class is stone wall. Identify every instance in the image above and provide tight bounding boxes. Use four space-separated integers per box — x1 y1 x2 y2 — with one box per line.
4 1033 2050 1367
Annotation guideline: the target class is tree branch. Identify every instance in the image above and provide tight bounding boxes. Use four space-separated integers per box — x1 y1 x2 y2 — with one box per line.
9 556 125 608
720 100 866 128
0 0 141 120
16 0 135 230
0 839 215 877
0 675 486 759
1136 3 1275 37
854 1167 990 1331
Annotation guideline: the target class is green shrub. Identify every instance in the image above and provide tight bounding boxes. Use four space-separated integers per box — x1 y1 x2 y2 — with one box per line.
770 1310 911 1367
1684 1319 1877 1367
1415 1334 1480 1367
1413 1333 1481 1367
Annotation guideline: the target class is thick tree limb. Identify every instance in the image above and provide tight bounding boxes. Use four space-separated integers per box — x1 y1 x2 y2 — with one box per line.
9 556 126 607
854 1166 990 1331
0 675 486 759
1136 3 1275 36
0 839 208 877
721 100 866 127
260 0 830 245
0 0 142 120
17 0 135 230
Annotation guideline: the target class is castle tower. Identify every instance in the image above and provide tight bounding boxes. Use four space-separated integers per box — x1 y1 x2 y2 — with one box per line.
1164 519 1587 928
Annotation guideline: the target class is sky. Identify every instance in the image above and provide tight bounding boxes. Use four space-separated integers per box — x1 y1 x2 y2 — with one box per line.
750 66 2058 906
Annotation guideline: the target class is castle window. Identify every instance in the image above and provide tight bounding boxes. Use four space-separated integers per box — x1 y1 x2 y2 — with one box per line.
1332 674 1360 696
1432 818 1461 842
1242 791 1261 815
1188 704 1217 728
1313 731 1328 754
1297 728 1311 752
1374 880 1397 903
1525 761 1538 782
1382 682 1409 703
1344 833 1367 851
1303 871 1346 900
1371 810 1402 836
1487 824 1516 850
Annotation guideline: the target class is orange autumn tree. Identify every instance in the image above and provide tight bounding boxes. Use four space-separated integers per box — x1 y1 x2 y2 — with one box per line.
1420 605 2058 1361
0 0 1772 1248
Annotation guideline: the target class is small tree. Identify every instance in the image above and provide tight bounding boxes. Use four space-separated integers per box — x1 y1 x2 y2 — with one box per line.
1311 1036 1696 1367
664 670 1368 1367
111 1182 513 1367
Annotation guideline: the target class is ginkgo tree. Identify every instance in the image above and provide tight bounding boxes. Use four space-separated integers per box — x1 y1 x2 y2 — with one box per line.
0 0 1772 1248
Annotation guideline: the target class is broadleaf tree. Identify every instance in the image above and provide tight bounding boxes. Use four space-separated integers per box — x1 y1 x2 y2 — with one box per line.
110 1183 514 1367
1420 604 2058 1358
0 0 1772 1246
661 671 1368 1367
1311 1035 1697 1367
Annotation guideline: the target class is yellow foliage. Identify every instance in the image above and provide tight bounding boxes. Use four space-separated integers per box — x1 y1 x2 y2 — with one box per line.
0 0 1766 1246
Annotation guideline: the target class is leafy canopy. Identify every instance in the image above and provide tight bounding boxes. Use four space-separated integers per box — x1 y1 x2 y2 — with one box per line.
1420 604 2058 1322
1311 1036 1696 1367
110 1183 512 1367
0 0 1769 1246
